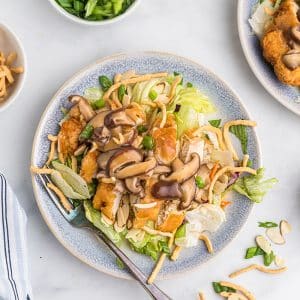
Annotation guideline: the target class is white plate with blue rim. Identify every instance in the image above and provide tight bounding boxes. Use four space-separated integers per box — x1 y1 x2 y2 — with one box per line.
31 52 261 279
238 0 300 116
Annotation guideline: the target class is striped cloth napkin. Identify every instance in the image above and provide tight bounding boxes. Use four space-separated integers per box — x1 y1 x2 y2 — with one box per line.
0 173 32 300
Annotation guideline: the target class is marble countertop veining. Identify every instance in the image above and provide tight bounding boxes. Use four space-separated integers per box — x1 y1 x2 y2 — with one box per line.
0 0 300 299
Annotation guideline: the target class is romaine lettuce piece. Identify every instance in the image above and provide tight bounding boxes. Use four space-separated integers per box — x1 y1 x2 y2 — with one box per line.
232 168 278 203
51 170 87 200
52 161 90 198
126 229 169 260
84 200 123 245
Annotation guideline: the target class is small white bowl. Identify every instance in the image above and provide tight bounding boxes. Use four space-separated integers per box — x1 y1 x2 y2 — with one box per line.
0 23 26 112
48 0 141 26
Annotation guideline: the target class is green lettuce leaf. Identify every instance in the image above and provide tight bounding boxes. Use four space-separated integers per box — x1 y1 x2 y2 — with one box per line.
232 168 278 203
83 200 123 245
168 87 215 137
126 229 169 260
52 161 90 198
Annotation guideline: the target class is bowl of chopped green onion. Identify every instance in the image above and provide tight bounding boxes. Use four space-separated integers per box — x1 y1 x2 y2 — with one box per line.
49 0 140 25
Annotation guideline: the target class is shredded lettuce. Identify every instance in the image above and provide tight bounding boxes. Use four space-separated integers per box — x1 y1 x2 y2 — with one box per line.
126 228 169 260
232 168 278 203
229 125 248 154
84 200 123 245
168 87 215 137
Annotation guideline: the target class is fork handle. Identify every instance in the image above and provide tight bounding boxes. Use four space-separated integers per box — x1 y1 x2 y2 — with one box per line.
89 227 172 300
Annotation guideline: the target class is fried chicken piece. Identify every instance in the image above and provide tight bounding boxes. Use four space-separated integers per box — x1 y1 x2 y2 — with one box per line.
262 30 289 64
133 178 163 229
152 114 177 165
80 150 99 183
93 181 122 221
57 118 82 159
270 0 299 32
274 58 300 86
156 201 185 233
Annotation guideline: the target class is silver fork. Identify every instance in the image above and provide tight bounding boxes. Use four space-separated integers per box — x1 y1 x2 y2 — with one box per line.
37 174 172 300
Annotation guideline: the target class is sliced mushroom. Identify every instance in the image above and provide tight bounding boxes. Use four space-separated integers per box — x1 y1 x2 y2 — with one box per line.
69 95 95 121
88 110 110 128
172 158 196 209
151 180 182 199
290 25 300 43
282 50 300 70
161 153 200 183
104 108 136 128
115 157 157 179
122 126 137 145
106 147 143 177
74 144 87 156
93 126 111 145
153 165 172 174
97 150 117 170
125 177 143 194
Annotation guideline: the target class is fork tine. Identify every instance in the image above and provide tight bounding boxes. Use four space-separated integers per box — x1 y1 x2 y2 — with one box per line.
37 174 72 220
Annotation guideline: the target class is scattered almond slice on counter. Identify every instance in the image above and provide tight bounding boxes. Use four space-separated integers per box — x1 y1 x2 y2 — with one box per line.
220 291 248 300
275 256 285 268
219 281 255 300
255 235 272 254
280 220 292 236
266 227 285 245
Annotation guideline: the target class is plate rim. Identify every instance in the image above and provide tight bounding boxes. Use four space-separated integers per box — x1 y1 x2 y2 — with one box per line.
237 0 300 116
31 51 262 280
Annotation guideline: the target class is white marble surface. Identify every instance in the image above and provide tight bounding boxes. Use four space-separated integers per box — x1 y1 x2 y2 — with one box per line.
1 0 300 299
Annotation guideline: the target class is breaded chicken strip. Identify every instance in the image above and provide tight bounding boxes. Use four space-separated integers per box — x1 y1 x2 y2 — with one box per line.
58 118 82 159
274 58 300 86
80 150 99 183
93 181 122 221
262 30 289 64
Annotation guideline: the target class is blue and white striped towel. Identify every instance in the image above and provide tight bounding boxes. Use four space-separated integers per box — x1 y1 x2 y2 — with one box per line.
0 174 32 300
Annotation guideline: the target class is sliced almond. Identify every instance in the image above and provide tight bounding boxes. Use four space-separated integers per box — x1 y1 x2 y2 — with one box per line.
280 220 292 236
256 235 272 254
275 256 285 268
266 227 285 245
117 203 129 228
134 202 157 209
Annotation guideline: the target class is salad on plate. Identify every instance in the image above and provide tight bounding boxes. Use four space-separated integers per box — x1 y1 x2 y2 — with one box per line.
31 69 277 279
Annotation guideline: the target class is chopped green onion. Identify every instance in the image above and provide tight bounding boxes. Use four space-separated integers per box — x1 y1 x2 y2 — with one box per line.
258 221 278 228
158 241 170 254
245 246 265 259
137 125 147 134
263 251 275 266
212 282 236 294
99 75 113 92
149 89 158 101
173 71 183 84
186 82 193 88
118 84 126 101
74 0 84 12
91 98 106 110
85 0 98 17
142 135 154 150
208 119 221 128
247 159 253 167
80 124 94 140
195 176 205 189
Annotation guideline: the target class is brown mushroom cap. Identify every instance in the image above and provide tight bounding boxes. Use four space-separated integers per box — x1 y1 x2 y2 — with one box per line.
97 149 117 170
125 177 143 194
151 180 182 199
104 108 136 128
160 153 200 183
106 147 143 177
115 157 157 179
290 25 300 43
93 126 111 145
69 95 95 121
88 109 110 129
172 158 196 209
